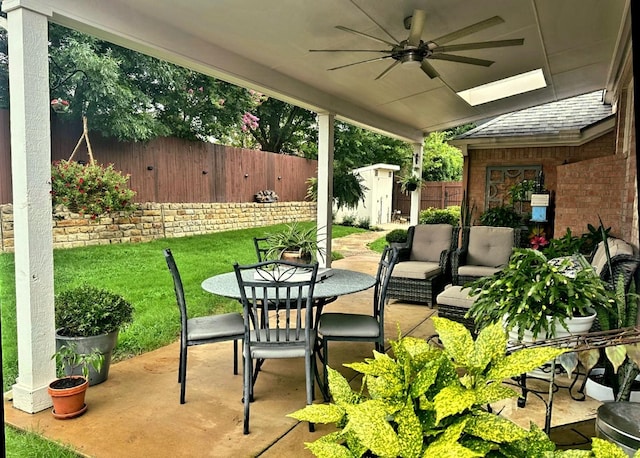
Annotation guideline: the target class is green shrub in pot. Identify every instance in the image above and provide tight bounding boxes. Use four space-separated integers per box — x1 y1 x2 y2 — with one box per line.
466 249 611 340
385 228 408 245
55 284 133 385
55 284 134 337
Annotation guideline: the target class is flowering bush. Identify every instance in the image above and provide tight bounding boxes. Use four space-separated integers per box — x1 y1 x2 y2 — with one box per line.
51 160 136 219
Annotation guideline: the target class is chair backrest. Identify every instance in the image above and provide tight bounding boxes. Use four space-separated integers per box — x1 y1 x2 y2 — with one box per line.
408 224 455 262
466 226 515 268
590 237 634 276
253 237 270 262
373 246 400 321
163 248 188 330
233 260 319 344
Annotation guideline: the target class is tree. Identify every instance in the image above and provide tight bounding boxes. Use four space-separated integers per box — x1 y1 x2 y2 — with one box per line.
421 131 463 181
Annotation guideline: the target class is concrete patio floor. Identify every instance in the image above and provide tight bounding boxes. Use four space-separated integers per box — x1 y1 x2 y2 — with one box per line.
4 229 603 457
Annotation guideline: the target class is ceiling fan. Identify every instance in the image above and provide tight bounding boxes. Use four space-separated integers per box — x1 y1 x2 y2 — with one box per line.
310 1 524 81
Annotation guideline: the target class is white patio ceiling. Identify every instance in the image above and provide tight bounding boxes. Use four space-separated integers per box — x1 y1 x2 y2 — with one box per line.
43 0 630 143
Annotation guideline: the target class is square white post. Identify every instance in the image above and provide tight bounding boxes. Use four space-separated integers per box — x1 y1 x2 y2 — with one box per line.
317 112 334 268
4 0 56 413
410 141 424 226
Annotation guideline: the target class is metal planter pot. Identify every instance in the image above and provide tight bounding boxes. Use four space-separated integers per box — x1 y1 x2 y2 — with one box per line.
55 329 119 386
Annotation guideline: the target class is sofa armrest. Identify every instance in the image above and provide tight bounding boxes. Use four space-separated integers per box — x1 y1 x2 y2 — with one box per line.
397 246 411 262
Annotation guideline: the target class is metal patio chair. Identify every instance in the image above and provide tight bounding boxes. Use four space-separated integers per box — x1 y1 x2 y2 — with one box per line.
317 246 399 400
163 248 244 404
233 259 319 434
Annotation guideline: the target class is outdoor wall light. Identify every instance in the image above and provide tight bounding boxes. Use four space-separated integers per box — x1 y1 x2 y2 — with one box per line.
147 165 154 171
202 170 208 175
244 173 249 178
277 176 282 180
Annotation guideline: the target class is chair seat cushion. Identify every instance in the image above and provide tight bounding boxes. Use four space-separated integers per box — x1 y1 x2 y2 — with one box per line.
318 313 380 338
391 261 441 280
187 313 244 341
249 329 316 359
457 265 501 279
436 285 477 309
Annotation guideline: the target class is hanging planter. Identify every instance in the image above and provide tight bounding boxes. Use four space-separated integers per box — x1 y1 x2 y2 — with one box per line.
51 116 137 219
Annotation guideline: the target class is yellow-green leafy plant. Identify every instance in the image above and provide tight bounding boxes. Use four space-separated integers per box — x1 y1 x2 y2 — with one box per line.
290 318 570 457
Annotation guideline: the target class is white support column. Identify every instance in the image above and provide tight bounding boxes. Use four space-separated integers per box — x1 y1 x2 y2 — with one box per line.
317 112 334 268
4 0 56 413
409 141 424 226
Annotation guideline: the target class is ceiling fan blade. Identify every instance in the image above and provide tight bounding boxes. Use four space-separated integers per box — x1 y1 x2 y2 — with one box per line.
432 38 524 53
327 55 392 71
309 49 392 53
348 0 400 45
421 61 440 79
407 10 427 47
430 16 505 45
335 26 397 47
375 60 401 80
429 53 494 67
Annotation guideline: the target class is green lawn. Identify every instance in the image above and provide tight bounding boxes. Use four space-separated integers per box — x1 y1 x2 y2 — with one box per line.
0 222 366 392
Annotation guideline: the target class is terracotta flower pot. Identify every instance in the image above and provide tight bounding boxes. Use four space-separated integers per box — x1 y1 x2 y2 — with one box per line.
48 376 89 419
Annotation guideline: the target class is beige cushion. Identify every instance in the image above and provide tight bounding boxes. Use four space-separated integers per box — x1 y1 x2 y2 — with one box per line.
591 238 634 275
457 265 502 279
410 224 453 263
466 226 515 268
436 285 477 309
392 261 441 280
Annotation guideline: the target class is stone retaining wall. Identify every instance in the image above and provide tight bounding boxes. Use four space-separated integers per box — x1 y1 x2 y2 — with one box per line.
0 202 317 252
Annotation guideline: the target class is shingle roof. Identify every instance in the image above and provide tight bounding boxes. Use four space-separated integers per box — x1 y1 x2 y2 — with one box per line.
456 90 613 139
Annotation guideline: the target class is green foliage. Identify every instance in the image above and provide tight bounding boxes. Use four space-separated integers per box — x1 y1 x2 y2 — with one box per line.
305 167 368 211
385 229 408 244
419 207 460 226
580 222 612 256
422 131 464 181
264 222 326 261
52 343 104 379
467 249 611 339
356 217 370 229
478 205 523 228
55 284 134 337
339 214 357 227
542 228 586 258
51 160 137 219
289 318 568 457
5 425 82 458
508 180 535 204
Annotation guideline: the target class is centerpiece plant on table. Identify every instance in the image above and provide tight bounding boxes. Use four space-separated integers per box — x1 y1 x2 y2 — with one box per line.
264 222 326 263
289 318 627 457
466 249 611 341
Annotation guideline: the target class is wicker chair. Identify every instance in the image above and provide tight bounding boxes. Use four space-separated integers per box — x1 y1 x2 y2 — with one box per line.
451 226 520 286
386 224 459 305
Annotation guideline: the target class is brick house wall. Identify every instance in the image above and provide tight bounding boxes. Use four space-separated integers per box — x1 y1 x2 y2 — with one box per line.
464 131 616 236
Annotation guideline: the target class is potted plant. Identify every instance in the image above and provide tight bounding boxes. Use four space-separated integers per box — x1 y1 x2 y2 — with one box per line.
288 318 628 457
55 284 134 385
466 249 611 341
478 204 523 228
264 222 325 263
48 343 104 419
397 172 423 194
385 228 408 248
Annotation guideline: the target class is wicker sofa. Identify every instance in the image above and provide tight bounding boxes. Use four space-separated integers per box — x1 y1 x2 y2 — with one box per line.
386 224 459 306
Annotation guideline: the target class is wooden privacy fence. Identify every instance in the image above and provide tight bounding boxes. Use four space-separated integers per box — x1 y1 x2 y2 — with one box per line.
393 181 463 216
0 110 317 205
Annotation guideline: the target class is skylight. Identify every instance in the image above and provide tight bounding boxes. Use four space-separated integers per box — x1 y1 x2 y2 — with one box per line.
457 69 547 106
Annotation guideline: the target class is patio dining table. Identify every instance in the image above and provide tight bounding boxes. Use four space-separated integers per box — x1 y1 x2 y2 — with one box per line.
201 268 376 320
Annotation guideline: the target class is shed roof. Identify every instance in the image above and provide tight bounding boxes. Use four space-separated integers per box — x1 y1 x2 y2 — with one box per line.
456 90 613 139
